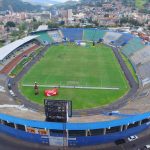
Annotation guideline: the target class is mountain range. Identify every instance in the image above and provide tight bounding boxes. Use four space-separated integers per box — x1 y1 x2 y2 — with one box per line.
22 0 61 6
0 0 148 12
0 0 42 12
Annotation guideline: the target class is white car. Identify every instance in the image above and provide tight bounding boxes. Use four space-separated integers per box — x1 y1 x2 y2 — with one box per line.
128 135 138 141
144 145 150 149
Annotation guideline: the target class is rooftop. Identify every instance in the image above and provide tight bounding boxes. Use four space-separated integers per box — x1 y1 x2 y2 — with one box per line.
0 35 38 61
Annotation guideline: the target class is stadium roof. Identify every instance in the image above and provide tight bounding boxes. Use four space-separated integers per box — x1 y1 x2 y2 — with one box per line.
0 112 150 130
36 25 48 32
0 35 38 61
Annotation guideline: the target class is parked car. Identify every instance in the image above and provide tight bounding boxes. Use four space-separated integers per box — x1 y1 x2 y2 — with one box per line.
144 145 150 149
128 135 138 141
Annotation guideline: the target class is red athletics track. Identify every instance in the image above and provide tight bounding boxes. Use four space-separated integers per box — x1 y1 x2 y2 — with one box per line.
0 45 39 74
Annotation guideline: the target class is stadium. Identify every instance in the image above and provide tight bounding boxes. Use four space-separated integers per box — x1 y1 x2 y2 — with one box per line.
0 28 150 149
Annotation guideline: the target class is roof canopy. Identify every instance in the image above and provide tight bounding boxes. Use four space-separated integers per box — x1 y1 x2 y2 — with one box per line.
0 35 38 61
36 25 48 32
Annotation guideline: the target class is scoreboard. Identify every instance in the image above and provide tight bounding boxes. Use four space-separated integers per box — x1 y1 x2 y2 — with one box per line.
44 99 72 123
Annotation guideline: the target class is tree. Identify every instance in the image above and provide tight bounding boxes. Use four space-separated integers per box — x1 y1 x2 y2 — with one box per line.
19 23 26 31
120 17 143 26
5 21 16 28
32 20 42 30
0 41 3 48
33 17 37 22
92 20 99 26
120 17 129 24
104 14 109 18
47 22 59 28
11 31 19 37
59 21 65 26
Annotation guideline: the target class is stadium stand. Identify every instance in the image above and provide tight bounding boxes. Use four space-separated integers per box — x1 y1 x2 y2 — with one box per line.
83 28 96 41
138 62 150 86
82 28 106 41
0 44 39 74
93 29 106 41
122 37 146 57
2 42 36 65
103 31 122 44
113 33 133 46
33 32 53 44
0 36 38 63
60 28 83 41
47 30 63 43
131 46 150 65
58 29 64 39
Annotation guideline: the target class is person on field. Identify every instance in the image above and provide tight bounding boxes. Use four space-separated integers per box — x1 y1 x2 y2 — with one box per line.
34 82 39 95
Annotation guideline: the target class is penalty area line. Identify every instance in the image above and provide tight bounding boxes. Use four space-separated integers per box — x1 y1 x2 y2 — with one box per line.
22 84 120 90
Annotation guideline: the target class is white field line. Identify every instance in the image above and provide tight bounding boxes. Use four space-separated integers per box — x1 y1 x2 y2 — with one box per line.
22 84 120 90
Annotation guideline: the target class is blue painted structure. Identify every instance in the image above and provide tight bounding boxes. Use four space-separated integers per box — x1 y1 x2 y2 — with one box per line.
0 112 150 147
1 112 150 130
61 28 83 41
68 123 150 146
113 33 133 46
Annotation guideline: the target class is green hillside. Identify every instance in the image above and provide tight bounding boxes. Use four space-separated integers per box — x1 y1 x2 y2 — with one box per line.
135 0 148 9
0 0 41 12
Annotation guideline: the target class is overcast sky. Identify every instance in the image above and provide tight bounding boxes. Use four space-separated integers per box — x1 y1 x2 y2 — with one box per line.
59 0 67 1
55 0 79 2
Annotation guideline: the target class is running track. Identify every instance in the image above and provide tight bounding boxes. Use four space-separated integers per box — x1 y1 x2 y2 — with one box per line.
0 45 39 74
11 45 139 116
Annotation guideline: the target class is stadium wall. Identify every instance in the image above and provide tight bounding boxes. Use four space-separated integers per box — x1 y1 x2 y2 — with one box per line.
0 112 150 147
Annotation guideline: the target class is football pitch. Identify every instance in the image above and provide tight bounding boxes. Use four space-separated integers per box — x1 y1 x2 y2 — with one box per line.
20 43 129 109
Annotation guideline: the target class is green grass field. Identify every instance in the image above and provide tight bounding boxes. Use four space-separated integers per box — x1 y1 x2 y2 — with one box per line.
20 43 129 109
10 57 32 76
10 47 42 76
135 0 147 9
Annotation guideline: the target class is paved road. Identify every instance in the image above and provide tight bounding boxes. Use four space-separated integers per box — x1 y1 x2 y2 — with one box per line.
10 45 50 112
10 45 139 116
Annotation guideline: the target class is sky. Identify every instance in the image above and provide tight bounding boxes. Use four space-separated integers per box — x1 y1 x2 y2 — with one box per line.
25 0 79 3
55 0 78 2
58 0 67 1
23 0 79 5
